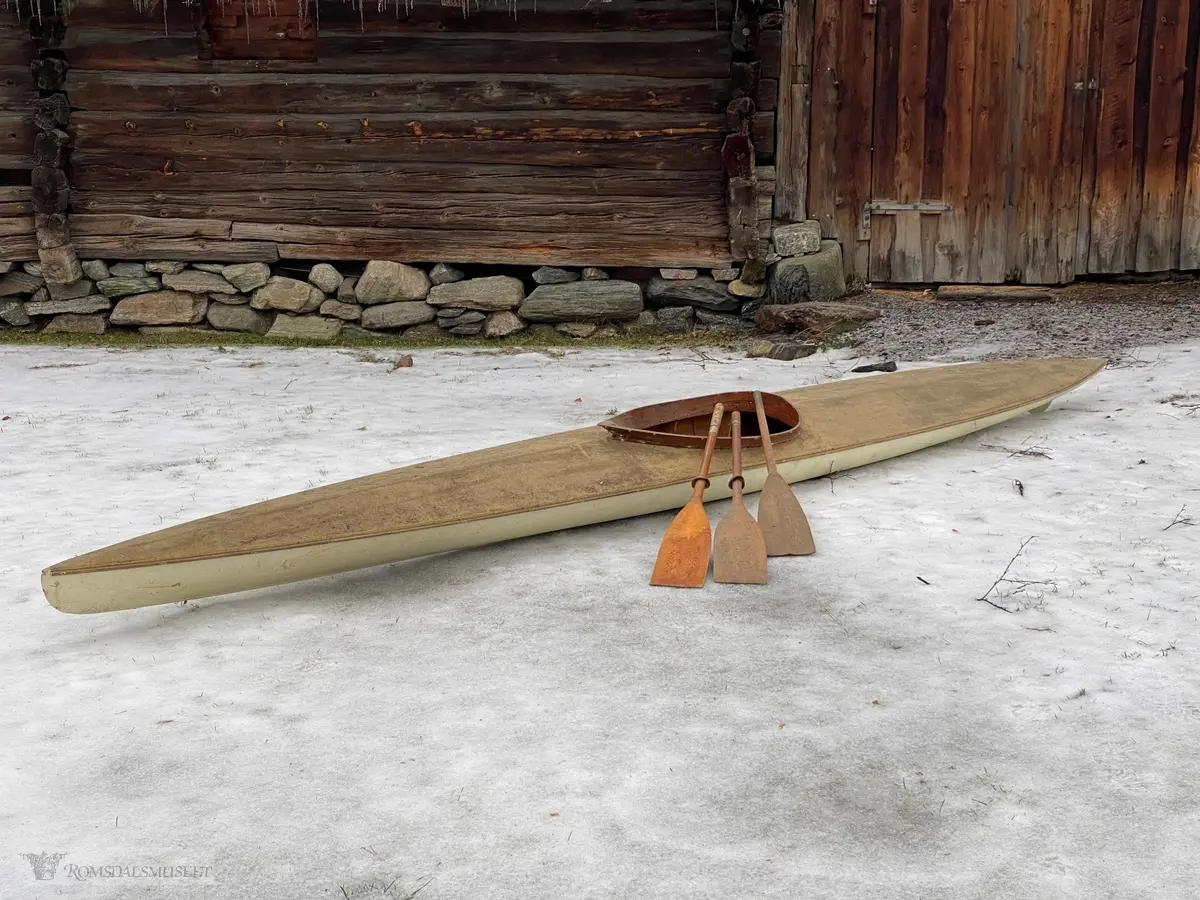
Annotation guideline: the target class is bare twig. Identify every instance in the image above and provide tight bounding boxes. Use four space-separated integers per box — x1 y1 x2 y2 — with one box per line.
975 536 1037 613
980 443 1053 459
1164 506 1196 531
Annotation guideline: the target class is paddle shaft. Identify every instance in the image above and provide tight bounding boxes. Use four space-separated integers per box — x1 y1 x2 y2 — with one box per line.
752 391 779 474
730 411 746 499
690 404 726 496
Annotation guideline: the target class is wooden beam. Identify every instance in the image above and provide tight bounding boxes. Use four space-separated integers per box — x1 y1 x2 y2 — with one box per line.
775 0 815 221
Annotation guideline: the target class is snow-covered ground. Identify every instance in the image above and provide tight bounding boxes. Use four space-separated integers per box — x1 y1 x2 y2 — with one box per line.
1 341 1198 899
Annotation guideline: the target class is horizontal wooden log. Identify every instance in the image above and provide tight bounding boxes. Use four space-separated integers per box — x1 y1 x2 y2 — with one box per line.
67 233 281 261
68 214 233 239
0 186 33 203
0 114 34 160
71 190 728 236
68 154 727 197
63 0 736 33
66 71 729 115
0 215 33 236
70 113 724 169
0 66 36 110
0 37 34 68
0 201 33 216
0 233 39 261
64 29 733 78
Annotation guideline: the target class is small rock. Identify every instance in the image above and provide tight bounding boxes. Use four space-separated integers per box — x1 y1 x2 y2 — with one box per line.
647 276 738 311
267 315 342 342
740 300 763 321
0 298 32 326
557 322 598 338
81 260 110 281
769 241 847 304
448 310 486 326
655 306 695 333
23 262 42 277
163 270 238 295
747 340 818 361
355 261 431 304
975 319 996 326
659 268 698 280
251 276 324 314
110 291 208 326
448 323 484 336
29 286 48 304
483 310 525 338
222 262 272 293
319 300 362 321
519 281 643 322
360 300 437 330
192 263 227 274
340 324 381 341
309 263 343 295
393 355 414 368
625 309 658 334
581 267 609 281
0 261 12 274
97 276 161 298
47 280 95 301
772 221 823 257
145 260 186 275
728 279 765 299
711 266 739 282
337 277 358 302
755 301 879 336
695 309 752 330
25 295 110 316
402 322 447 341
109 262 148 278
429 263 466 285
851 361 898 373
428 275 525 311
532 266 579 285
765 247 783 266
0 271 44 296
436 307 467 319
594 325 621 339
211 292 249 305
740 259 768 285
207 304 273 335
43 313 108 335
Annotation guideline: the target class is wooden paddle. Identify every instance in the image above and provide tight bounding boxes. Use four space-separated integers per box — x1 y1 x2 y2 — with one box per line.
650 403 725 588
753 390 816 556
713 411 769 584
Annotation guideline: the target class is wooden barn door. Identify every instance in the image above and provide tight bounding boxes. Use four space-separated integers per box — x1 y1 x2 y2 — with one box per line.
862 0 1093 284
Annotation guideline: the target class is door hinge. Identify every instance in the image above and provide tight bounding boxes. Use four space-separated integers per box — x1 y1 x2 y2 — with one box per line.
860 200 952 240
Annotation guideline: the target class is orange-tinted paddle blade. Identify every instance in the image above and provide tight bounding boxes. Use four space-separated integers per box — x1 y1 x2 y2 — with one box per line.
757 472 816 556
713 501 768 584
649 497 712 588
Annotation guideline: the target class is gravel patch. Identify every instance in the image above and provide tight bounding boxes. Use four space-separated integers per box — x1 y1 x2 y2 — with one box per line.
845 279 1200 363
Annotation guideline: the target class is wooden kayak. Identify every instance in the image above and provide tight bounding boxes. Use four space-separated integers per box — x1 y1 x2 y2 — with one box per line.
41 357 1105 614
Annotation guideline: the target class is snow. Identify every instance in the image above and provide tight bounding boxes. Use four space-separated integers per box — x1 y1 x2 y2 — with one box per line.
1 341 1198 899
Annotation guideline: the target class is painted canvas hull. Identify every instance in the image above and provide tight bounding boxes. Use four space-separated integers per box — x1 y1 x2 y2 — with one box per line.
41 357 1106 614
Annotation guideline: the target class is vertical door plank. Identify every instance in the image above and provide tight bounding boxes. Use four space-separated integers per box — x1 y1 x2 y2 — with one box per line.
1006 0 1039 281
868 0 902 281
891 0 932 282
1088 0 1142 273
1180 0 1200 269
839 1 878 279
1076 0 1108 273
933 0 978 282
967 0 1019 282
1053 0 1094 283
775 0 816 221
1135 0 1192 271
807 0 842 243
920 0 951 281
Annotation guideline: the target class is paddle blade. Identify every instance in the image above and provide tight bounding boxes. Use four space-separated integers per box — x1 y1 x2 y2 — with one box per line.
713 505 768 584
757 472 816 556
650 499 712 588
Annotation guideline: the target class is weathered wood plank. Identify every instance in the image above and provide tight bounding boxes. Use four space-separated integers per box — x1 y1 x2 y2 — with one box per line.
1135 0 1191 271
68 233 281 262
63 0 737 33
967 0 1018 283
70 190 728 236
1075 0 1107 273
868 0 902 282
70 111 725 170
67 154 727 196
773 0 814 221
933 0 978 282
919 0 951 281
0 114 33 166
0 214 33 236
1051 0 1094 284
68 214 234 239
1087 0 1142 273
1007 0 1048 281
0 233 39 261
0 66 35 110
64 29 733 78
66 71 729 115
206 0 316 62
1181 0 1200 270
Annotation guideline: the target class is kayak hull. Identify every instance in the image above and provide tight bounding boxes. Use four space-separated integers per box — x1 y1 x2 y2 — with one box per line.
41 358 1106 614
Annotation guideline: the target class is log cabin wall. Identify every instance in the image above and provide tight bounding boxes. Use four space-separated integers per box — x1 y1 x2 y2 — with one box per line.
0 10 35 258
782 0 1200 286
49 0 780 268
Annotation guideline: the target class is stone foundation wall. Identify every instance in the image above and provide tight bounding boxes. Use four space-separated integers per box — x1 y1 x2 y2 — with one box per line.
0 222 846 341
